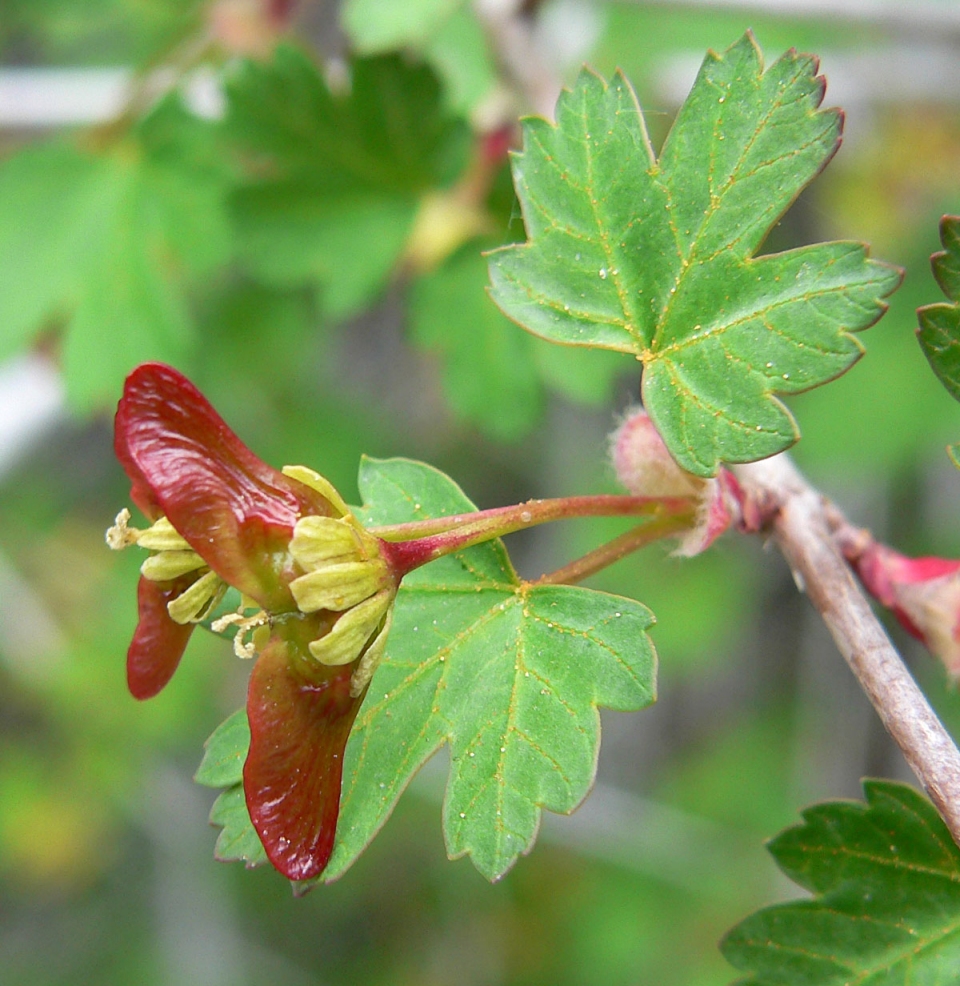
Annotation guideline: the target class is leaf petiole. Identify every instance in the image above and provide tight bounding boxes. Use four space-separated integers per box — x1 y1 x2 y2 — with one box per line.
372 494 696 577
535 511 697 587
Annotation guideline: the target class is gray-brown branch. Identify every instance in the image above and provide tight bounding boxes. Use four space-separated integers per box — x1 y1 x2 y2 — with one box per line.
734 453 960 846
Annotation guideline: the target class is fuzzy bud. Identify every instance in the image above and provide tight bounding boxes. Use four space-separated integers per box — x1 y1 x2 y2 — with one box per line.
610 408 739 556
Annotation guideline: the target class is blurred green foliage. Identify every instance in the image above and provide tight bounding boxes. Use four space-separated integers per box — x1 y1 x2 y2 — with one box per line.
2 2 960 984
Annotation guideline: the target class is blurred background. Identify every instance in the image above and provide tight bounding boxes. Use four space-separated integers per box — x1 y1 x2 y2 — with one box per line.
2 1 960 983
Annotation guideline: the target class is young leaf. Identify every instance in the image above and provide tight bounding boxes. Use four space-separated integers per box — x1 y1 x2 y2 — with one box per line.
226 47 470 318
722 780 960 984
323 457 657 882
488 33 901 477
917 215 960 404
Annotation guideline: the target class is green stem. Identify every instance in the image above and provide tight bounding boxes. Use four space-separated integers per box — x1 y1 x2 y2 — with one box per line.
534 512 696 587
376 494 697 578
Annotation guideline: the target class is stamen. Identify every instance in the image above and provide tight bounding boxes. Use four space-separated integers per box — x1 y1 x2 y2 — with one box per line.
289 559 389 613
212 610 270 659
135 517 192 552
106 508 141 550
308 589 392 666
141 549 208 582
290 516 366 569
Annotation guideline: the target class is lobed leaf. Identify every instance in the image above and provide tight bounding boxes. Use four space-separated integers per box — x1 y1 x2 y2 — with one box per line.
195 708 248 789
196 710 268 868
722 780 960 984
324 457 657 882
488 33 901 476
197 458 657 883
209 786 269 868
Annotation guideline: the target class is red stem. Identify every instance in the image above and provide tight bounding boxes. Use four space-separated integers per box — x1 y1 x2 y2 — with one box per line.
374 494 696 578
536 512 696 586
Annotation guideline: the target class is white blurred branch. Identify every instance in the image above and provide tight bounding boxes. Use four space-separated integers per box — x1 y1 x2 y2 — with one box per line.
613 0 960 36
0 67 223 127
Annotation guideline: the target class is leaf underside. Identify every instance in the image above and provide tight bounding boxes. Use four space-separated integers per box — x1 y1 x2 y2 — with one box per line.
722 780 960 985
197 458 658 884
487 32 901 477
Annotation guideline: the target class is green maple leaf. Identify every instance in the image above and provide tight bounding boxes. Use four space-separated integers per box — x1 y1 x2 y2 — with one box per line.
487 33 901 477
722 780 960 984
325 457 656 882
226 47 470 318
197 458 657 883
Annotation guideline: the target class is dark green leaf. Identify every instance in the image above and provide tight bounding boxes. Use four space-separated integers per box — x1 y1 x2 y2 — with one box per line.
410 243 625 438
722 780 960 984
488 33 901 476
917 215 960 404
225 47 471 317
324 457 657 882
232 184 415 318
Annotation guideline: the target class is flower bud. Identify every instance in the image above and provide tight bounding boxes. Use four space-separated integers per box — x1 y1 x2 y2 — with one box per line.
610 408 738 556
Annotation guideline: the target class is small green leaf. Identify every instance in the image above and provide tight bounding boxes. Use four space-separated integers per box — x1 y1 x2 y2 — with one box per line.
324 457 657 882
209 785 268 868
722 780 960 984
195 708 248 788
225 47 470 318
343 0 463 53
488 33 901 476
918 215 960 405
196 710 267 868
